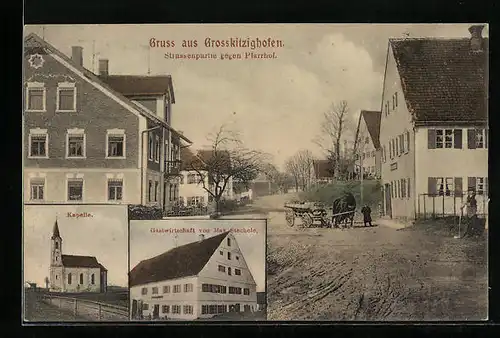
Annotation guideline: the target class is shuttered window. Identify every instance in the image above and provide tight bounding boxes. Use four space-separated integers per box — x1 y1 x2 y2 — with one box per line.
454 177 463 196
428 129 436 149
467 129 476 149
454 129 462 148
468 177 476 192
428 177 437 196
407 178 411 199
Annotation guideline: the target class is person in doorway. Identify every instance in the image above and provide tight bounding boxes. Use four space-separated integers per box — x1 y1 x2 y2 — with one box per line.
361 204 372 227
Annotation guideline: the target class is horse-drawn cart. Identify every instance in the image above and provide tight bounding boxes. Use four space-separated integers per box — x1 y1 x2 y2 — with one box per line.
284 200 356 229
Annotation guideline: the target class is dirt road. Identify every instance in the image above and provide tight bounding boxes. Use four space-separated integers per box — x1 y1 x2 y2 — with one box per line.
256 194 488 321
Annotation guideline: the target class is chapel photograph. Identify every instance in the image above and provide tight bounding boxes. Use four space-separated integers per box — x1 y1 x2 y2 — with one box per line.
129 218 267 321
23 205 129 322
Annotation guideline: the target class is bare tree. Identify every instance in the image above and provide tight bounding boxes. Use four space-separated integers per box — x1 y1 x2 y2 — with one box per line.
285 150 315 191
314 100 352 179
260 162 293 194
185 125 266 213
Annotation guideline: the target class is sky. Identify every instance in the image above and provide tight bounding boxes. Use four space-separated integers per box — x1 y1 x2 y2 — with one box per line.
25 24 488 169
23 205 129 287
129 218 267 292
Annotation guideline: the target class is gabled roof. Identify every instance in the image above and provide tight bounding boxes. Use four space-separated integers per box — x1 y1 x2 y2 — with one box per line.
129 232 229 287
389 37 488 124
313 159 333 179
355 110 382 149
99 75 175 103
61 254 106 270
23 33 190 144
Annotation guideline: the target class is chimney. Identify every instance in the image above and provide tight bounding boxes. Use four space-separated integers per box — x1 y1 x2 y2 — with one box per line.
99 59 109 76
468 25 485 51
198 234 205 242
71 46 83 67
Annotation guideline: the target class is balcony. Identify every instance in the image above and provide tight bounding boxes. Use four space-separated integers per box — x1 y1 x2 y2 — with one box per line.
165 160 182 177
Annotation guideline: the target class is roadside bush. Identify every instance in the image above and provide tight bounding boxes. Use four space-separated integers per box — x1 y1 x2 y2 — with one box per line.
218 199 239 213
300 180 382 208
128 204 164 220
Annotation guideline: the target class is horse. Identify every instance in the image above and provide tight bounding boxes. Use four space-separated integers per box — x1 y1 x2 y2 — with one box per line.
331 192 356 229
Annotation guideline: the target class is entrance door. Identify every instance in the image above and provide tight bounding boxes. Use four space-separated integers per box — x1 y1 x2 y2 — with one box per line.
384 183 392 218
153 304 160 319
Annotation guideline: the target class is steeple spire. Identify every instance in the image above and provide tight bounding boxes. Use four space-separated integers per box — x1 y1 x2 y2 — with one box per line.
51 218 61 239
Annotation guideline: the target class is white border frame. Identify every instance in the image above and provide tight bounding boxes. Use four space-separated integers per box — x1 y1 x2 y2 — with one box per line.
28 128 49 159
105 129 127 159
56 82 77 113
25 82 46 112
66 128 86 159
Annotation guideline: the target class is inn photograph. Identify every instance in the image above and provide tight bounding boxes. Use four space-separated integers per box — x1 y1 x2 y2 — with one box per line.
23 205 129 322
129 219 267 321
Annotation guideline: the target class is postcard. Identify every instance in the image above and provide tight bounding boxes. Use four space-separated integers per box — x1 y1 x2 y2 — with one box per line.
22 23 488 323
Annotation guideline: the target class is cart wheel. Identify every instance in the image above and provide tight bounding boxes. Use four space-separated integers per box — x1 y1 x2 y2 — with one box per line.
285 210 295 227
301 213 313 228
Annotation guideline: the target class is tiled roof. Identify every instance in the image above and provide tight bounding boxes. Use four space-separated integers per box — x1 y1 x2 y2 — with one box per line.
390 37 488 124
357 110 382 149
313 159 333 179
99 75 175 102
129 232 229 287
61 254 106 270
23 33 190 144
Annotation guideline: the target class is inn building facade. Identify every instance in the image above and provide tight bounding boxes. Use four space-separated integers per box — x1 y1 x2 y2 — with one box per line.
23 33 191 211
129 232 258 320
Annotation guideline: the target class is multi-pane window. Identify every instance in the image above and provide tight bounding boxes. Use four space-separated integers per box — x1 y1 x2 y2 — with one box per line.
57 85 76 111
67 132 85 158
244 288 250 295
227 252 232 260
218 265 226 272
173 284 181 293
187 196 204 206
26 85 46 111
148 180 152 202
108 179 123 201
444 130 453 148
141 287 148 295
79 273 84 284
163 285 170 293
227 238 231 246
187 173 203 184
152 287 158 294
228 267 232 275
235 269 241 276
201 284 227 294
91 274 95 285
107 134 125 157
148 134 154 160
229 287 242 295
184 283 193 292
162 305 170 313
154 181 159 202
430 129 462 149
29 133 48 157
30 178 44 201
468 129 488 149
154 135 160 162
172 305 181 314
67 179 83 201
183 305 193 314
143 303 149 311
219 250 223 256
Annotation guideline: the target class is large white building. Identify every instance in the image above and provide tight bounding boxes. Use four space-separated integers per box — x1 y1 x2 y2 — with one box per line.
379 25 488 220
49 219 107 293
129 231 257 320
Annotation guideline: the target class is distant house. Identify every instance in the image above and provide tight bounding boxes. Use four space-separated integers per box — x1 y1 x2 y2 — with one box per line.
251 173 276 197
49 219 107 293
354 110 382 179
312 159 334 184
379 25 488 220
129 232 258 320
178 148 234 208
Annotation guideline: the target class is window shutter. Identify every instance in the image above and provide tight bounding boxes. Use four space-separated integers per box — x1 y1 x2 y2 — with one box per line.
406 131 410 153
428 129 436 149
467 129 476 149
428 177 437 196
400 135 404 154
453 129 462 149
485 129 488 148
468 177 476 192
485 177 488 196
454 177 462 196
407 177 411 198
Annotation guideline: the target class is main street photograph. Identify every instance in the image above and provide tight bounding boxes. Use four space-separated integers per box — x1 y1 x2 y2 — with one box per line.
23 23 488 321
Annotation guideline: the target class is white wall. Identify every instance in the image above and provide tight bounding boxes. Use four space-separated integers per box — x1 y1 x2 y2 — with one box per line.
179 170 209 205
61 267 101 292
379 43 416 219
415 126 488 216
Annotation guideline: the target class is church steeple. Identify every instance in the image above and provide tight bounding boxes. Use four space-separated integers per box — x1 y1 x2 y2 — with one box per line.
51 218 62 267
51 218 61 240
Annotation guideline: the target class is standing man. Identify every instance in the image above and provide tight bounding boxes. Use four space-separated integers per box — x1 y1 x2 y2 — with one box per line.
361 204 372 227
